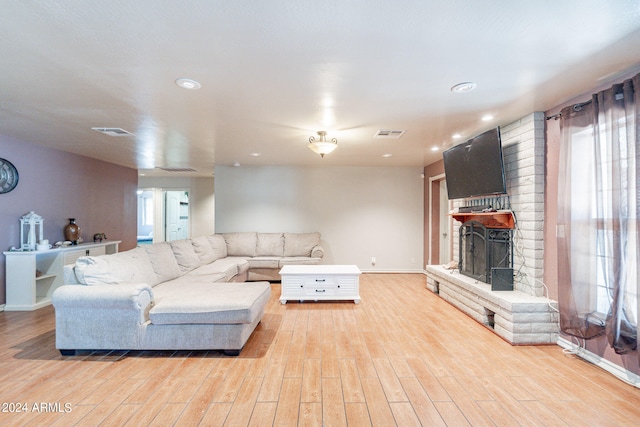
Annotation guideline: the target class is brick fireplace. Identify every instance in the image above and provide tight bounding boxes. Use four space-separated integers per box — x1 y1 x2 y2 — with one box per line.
425 112 558 344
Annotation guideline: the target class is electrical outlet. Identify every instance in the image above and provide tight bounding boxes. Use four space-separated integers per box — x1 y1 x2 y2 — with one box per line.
371 257 376 265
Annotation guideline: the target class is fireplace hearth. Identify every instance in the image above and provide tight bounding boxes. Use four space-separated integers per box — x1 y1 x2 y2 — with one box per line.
459 220 512 284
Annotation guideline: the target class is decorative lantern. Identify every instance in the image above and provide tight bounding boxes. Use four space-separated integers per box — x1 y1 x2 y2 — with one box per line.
20 211 44 251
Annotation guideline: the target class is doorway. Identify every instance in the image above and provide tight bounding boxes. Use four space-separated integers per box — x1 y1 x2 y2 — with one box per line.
438 180 451 264
164 191 189 241
137 189 190 244
428 174 451 266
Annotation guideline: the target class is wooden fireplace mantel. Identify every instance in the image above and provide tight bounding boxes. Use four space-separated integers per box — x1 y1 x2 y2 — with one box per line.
451 210 515 229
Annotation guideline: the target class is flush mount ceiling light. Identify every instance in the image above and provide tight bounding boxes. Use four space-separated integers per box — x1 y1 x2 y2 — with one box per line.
308 131 337 158
155 167 198 172
91 127 134 137
451 81 477 93
175 78 201 90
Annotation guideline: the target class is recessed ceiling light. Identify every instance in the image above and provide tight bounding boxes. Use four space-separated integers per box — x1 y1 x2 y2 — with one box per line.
482 114 494 121
451 82 477 93
175 78 201 90
452 133 462 139
382 153 393 158
250 153 261 157
431 146 440 151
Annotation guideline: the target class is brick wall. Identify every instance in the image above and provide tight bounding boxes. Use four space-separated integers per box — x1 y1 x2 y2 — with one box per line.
452 112 546 297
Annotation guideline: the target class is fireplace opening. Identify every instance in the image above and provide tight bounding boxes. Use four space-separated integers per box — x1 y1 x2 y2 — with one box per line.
459 220 512 284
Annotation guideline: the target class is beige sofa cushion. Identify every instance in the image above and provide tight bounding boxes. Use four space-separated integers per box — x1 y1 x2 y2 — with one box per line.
144 242 182 284
74 247 158 286
187 257 248 281
279 257 322 267
223 232 257 257
248 257 281 269
191 236 217 264
150 281 271 325
207 234 228 260
284 232 321 257
256 233 284 256
170 239 201 273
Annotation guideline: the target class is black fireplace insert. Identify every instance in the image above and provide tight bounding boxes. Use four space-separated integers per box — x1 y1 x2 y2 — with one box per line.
459 220 512 283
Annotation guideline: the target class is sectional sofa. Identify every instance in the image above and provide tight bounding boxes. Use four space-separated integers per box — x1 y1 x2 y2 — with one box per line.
52 232 324 355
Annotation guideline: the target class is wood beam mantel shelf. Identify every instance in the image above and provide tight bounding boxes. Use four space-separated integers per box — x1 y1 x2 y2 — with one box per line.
450 210 515 229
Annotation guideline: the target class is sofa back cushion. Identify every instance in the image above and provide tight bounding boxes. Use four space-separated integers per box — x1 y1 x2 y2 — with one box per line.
170 239 201 273
256 233 284 256
144 242 182 284
191 235 217 264
223 232 257 257
284 232 321 257
74 247 158 286
207 234 228 260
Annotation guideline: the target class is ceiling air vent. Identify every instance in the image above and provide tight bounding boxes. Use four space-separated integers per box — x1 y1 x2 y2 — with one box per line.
156 167 198 173
91 127 134 137
374 129 405 139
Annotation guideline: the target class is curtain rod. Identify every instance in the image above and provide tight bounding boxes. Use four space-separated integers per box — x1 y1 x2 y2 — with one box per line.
545 99 593 121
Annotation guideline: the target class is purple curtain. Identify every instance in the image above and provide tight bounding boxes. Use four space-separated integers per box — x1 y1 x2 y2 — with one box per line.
557 73 639 355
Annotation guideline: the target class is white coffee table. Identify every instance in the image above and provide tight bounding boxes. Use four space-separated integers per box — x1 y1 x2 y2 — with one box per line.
279 264 361 304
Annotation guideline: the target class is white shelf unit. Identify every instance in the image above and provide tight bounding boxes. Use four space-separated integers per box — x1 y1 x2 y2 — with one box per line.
4 241 120 311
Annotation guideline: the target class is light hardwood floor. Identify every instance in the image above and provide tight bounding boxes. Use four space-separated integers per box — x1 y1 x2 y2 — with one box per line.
0 273 638 426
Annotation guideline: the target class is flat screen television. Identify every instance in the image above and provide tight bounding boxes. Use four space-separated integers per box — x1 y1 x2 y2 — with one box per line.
442 127 507 200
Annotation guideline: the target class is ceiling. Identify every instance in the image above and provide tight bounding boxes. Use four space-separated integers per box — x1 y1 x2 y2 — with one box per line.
2 1 640 177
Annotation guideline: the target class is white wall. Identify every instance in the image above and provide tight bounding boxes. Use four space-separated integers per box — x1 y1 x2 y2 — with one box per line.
215 166 424 272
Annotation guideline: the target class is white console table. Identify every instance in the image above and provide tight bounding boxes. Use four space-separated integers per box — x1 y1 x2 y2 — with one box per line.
4 241 120 311
279 264 361 304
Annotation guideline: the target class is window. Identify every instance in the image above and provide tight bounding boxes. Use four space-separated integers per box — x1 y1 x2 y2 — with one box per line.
559 79 639 354
570 123 637 324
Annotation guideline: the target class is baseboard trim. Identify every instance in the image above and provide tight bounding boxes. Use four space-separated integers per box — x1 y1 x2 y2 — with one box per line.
557 337 640 389
360 269 425 274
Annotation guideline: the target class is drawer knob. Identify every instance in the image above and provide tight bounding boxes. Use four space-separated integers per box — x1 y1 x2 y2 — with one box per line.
315 289 326 293
315 279 325 282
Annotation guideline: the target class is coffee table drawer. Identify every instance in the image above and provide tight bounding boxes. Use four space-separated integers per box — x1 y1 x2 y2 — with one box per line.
303 276 337 286
303 285 337 297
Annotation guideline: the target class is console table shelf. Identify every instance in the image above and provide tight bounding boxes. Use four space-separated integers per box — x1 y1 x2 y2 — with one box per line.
4 241 120 311
451 210 515 229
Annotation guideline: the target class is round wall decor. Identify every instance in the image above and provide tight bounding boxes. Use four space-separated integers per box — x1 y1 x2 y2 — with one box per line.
0 158 19 193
